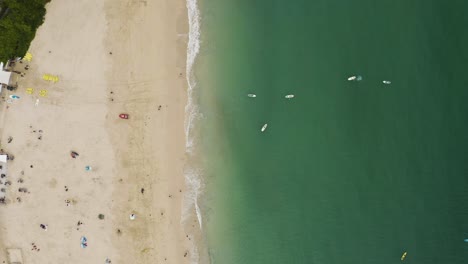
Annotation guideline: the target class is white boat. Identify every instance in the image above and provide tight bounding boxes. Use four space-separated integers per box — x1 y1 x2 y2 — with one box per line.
247 94 256 98
382 80 391 84
347 75 362 81
285 94 294 99
261 123 268 132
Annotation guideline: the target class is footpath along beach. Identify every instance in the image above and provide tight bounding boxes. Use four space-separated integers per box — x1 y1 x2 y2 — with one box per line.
0 0 195 263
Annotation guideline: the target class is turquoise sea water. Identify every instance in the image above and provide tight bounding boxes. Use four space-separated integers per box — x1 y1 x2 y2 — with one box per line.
195 1 468 263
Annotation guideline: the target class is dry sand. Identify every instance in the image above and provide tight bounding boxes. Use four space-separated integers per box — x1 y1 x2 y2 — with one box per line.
0 0 192 263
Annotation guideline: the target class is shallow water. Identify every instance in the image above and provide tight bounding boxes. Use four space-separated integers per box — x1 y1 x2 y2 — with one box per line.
196 1 468 263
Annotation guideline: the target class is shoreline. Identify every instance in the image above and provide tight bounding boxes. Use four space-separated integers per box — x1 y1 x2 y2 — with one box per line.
104 0 194 262
0 0 198 263
183 0 214 262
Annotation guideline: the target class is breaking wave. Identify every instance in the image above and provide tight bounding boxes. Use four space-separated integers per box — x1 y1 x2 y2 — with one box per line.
182 2 205 264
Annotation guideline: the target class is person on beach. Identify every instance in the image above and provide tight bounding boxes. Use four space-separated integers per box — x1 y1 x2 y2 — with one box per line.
70 151 79 158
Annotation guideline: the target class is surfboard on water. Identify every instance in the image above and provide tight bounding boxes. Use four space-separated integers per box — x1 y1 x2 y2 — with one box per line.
347 75 362 81
401 252 407 261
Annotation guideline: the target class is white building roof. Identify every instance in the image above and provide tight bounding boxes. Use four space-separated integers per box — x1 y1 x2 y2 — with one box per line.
0 62 12 86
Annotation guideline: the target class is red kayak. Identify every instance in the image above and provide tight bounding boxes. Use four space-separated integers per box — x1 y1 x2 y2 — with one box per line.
119 113 129 119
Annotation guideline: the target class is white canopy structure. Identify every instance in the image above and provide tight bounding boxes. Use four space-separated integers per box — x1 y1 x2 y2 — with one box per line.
0 154 7 163
0 62 12 93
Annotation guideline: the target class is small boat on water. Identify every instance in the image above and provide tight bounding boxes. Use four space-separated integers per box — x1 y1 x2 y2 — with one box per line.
247 94 256 98
383 80 391 84
261 123 268 132
347 75 362 81
285 94 294 99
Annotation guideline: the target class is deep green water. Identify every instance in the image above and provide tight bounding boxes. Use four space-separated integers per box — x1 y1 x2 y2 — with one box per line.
196 1 468 263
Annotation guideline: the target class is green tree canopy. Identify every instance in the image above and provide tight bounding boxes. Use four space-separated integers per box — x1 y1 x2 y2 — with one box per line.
0 0 50 62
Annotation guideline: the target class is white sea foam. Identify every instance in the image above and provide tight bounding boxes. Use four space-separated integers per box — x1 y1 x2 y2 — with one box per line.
184 0 203 231
185 0 201 154
183 0 204 262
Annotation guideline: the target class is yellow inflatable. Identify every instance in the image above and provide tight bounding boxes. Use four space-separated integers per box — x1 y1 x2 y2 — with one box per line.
42 74 59 83
23 52 33 62
39 89 48 97
26 88 34 95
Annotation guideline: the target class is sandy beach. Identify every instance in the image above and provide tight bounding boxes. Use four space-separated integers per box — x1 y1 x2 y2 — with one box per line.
0 0 191 263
